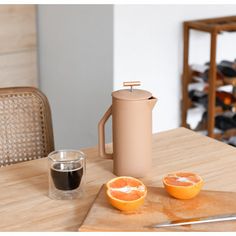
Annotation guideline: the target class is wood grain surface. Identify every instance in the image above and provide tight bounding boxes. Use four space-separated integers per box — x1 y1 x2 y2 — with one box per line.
0 5 36 54
79 186 236 232
0 127 236 231
0 50 37 87
0 5 38 87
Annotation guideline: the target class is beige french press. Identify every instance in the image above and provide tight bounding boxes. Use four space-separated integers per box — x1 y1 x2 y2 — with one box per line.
98 81 157 177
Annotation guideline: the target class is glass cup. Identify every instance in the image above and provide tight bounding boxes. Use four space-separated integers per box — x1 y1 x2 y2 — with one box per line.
48 150 86 200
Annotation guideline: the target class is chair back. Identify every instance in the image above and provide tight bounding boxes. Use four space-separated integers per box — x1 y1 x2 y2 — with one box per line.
0 87 54 166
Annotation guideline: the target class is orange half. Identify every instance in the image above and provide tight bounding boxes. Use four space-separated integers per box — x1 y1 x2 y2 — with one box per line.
163 172 203 200
106 176 147 211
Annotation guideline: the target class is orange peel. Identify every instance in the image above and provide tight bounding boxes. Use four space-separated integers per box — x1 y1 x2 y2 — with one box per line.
106 176 147 211
163 172 203 200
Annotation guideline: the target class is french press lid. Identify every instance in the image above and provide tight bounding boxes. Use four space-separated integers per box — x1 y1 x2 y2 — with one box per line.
112 81 152 101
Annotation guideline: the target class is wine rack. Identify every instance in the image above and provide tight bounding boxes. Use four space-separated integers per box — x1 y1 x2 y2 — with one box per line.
182 16 236 142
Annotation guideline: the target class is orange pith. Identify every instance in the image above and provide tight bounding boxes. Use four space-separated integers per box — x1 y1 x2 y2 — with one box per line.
163 172 203 200
106 176 147 211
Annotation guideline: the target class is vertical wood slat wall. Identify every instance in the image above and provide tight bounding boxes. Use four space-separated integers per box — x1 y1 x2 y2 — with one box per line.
0 5 38 88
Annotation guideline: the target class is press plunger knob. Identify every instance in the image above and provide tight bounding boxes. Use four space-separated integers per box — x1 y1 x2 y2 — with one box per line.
123 81 141 92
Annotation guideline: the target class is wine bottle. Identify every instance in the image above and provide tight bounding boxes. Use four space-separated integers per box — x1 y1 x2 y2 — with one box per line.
204 69 224 82
216 91 236 106
196 111 236 132
191 64 208 82
218 60 236 77
191 65 224 83
220 60 236 70
188 82 208 93
215 112 236 131
189 90 208 107
189 90 235 111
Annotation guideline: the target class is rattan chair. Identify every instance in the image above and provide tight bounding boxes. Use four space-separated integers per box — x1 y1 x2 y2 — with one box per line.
0 87 54 167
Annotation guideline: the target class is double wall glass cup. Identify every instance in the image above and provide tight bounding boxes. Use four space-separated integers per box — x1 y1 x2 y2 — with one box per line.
48 150 86 200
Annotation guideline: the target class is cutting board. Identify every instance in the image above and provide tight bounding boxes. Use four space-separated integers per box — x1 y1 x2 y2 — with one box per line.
79 185 236 232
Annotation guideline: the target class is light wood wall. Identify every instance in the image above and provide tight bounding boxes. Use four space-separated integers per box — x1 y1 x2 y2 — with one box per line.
0 5 38 88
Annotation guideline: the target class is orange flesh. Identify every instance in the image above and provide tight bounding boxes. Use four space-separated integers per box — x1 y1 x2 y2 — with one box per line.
109 190 144 201
107 177 145 201
164 173 201 187
108 178 142 188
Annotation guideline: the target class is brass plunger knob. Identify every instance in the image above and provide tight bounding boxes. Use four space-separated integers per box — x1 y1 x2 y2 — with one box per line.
123 81 141 92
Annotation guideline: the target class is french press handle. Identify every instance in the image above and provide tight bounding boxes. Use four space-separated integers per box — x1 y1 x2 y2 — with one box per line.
98 106 113 159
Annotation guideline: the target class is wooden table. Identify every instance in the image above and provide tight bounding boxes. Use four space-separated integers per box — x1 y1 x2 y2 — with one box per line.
1 127 236 231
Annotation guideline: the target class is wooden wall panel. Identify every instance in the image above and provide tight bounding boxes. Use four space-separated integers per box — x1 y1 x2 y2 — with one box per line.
0 5 38 88
0 50 37 87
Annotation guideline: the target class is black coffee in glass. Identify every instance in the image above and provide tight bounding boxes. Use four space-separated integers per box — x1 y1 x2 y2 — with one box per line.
51 162 83 191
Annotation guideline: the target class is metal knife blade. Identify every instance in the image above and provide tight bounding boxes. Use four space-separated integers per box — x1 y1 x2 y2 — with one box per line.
146 213 236 228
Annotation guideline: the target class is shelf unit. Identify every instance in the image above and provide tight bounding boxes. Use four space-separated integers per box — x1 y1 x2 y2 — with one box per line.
182 15 236 138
